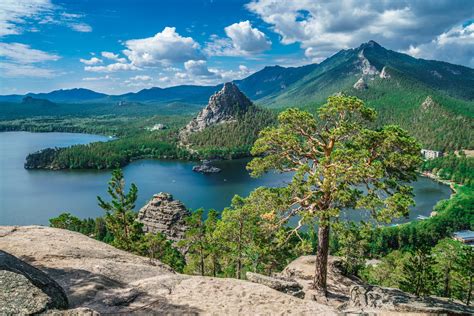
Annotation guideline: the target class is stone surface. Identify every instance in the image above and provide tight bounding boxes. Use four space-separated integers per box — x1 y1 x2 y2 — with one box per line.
246 272 304 298
137 193 190 242
192 160 221 173
181 82 253 137
379 66 391 79
353 77 368 90
0 226 334 314
348 285 474 315
279 255 361 305
421 95 436 111
0 250 68 313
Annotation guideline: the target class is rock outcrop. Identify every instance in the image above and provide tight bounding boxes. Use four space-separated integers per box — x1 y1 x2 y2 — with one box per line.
246 272 304 298
278 255 473 314
180 82 253 136
0 250 68 314
192 160 221 173
0 226 334 314
421 95 436 111
379 66 391 79
348 285 473 315
353 77 368 90
137 193 190 242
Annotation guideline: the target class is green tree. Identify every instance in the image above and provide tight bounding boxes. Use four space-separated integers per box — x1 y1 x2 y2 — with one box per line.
97 169 142 251
205 209 221 277
400 249 436 297
49 212 82 231
333 222 369 275
180 209 207 276
248 95 421 294
214 195 260 279
432 238 474 304
140 232 185 273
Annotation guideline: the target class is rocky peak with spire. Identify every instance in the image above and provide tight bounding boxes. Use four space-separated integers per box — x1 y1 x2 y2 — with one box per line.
181 82 254 135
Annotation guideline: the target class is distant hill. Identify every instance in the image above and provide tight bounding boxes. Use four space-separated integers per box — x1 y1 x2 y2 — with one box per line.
1 41 472 150
21 96 56 107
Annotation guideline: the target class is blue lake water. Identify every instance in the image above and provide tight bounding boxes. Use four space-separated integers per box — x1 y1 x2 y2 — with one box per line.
0 132 452 225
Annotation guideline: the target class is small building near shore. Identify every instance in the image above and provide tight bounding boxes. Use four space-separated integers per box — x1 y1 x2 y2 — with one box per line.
453 230 474 246
421 149 443 160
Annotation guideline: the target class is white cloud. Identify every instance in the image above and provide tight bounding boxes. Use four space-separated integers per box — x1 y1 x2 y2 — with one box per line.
82 75 111 81
79 57 102 65
69 22 92 32
0 0 92 37
206 20 271 56
0 42 60 64
130 75 152 81
404 23 474 67
0 0 53 36
84 63 139 73
0 62 55 78
101 51 127 63
184 60 218 77
246 0 474 65
123 27 203 66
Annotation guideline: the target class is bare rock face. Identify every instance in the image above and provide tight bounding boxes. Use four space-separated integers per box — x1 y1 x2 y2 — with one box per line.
181 82 253 136
137 193 190 242
0 226 335 314
379 66 391 79
357 49 379 76
246 272 304 298
353 77 368 90
348 285 474 315
0 250 69 314
421 95 436 111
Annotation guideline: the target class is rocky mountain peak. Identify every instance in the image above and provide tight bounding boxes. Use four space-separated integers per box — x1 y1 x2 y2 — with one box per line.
181 82 253 134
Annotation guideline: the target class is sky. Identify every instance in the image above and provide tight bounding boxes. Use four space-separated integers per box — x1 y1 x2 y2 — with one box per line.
0 0 472 95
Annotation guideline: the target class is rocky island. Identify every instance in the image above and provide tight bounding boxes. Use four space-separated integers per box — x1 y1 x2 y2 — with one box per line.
192 160 221 173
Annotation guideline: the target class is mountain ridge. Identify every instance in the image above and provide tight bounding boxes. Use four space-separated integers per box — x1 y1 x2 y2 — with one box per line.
1 41 473 108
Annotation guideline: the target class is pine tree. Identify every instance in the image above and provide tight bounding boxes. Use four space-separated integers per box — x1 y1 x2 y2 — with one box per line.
248 95 421 294
97 169 142 251
400 249 436 297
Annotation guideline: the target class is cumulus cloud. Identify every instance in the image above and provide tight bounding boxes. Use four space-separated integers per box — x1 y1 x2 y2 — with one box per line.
123 27 203 66
403 22 474 67
79 57 102 65
101 51 127 63
0 0 92 37
82 75 111 81
246 0 473 65
85 62 139 73
206 20 271 56
184 60 218 77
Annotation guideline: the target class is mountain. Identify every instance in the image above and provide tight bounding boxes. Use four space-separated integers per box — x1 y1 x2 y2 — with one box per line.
0 88 107 103
179 82 275 158
263 40 474 107
2 43 472 107
116 85 221 105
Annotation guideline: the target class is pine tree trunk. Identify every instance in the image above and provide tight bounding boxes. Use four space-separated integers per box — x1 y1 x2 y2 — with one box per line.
443 268 450 297
467 275 472 306
313 223 330 294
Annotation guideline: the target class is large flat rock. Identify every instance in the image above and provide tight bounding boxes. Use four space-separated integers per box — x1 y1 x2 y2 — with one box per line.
0 226 334 314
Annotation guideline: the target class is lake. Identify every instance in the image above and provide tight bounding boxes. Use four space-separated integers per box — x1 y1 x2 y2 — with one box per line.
0 132 452 225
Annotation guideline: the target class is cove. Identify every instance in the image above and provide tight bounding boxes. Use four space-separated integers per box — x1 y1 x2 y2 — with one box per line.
0 132 452 226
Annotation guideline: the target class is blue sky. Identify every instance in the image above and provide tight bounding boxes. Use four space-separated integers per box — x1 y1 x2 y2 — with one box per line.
0 0 472 95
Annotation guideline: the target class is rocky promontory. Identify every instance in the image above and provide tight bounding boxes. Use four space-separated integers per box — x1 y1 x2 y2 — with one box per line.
137 193 190 243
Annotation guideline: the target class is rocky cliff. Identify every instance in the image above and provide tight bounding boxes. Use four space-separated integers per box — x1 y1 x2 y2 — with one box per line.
137 193 190 243
180 82 254 137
